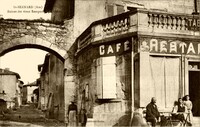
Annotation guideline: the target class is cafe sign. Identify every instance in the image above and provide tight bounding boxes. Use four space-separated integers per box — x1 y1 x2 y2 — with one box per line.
98 39 131 57
140 39 200 55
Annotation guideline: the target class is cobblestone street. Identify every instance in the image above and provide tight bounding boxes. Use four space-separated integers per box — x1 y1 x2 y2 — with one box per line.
1 104 65 127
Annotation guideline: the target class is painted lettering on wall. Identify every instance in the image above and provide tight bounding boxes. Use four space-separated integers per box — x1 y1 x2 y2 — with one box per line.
187 18 200 31
141 39 200 55
99 40 131 56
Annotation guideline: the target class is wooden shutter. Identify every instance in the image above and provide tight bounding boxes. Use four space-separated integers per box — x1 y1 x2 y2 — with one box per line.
96 56 116 99
116 5 124 15
107 4 114 17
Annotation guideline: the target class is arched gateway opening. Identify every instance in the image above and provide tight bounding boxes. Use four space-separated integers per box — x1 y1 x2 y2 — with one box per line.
0 43 65 62
0 19 70 61
0 36 66 62
0 19 74 122
0 44 66 121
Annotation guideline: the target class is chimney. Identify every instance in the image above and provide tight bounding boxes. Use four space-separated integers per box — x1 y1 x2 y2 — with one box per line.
5 68 10 71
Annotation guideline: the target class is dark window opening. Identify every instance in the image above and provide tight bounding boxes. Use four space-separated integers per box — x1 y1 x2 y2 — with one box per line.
193 0 200 14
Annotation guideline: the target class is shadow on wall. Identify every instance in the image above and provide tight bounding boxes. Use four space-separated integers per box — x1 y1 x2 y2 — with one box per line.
113 112 147 127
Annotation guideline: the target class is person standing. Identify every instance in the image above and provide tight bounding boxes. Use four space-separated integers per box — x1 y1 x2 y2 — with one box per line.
146 97 160 127
80 109 87 127
68 101 78 127
183 95 193 125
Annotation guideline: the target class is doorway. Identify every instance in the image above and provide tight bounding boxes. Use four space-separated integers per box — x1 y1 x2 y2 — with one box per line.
189 62 200 116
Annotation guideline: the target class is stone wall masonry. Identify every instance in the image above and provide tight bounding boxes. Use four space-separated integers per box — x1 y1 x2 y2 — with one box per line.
0 19 74 59
74 43 132 125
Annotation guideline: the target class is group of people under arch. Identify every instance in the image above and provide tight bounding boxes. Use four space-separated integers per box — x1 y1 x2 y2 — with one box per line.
146 95 193 127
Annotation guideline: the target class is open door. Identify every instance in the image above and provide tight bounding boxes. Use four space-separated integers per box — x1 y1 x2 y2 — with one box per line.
189 62 200 116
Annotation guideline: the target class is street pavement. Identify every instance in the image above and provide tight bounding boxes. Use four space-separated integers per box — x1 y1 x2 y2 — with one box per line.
0 120 43 126
1 104 65 127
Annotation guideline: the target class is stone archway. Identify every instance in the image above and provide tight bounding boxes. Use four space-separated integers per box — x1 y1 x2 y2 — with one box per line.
0 19 74 61
0 19 76 123
0 35 66 62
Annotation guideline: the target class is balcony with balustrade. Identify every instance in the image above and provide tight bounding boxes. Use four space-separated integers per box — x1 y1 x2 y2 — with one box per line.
76 8 200 52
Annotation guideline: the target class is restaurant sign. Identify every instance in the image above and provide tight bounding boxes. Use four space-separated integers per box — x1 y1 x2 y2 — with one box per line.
140 39 200 55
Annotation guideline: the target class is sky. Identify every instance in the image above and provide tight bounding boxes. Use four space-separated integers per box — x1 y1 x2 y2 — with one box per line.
0 0 51 84
0 0 51 20
0 49 48 84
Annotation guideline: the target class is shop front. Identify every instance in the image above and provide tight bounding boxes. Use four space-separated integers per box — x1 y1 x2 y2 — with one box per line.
137 37 200 116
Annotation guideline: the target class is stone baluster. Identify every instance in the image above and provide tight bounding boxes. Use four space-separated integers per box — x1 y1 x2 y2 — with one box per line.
110 22 114 34
122 18 126 31
123 18 128 31
171 16 177 30
182 17 187 30
179 17 183 30
148 13 153 27
153 14 159 28
104 23 109 35
108 22 112 35
163 15 168 29
152 14 156 27
114 20 119 33
176 17 182 30
103 24 107 34
158 15 165 28
118 19 123 32
167 16 173 29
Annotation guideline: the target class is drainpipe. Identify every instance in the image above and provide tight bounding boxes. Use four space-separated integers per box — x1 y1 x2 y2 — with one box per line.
130 37 135 125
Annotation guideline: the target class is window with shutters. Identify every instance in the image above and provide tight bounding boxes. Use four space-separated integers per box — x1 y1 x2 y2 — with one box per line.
106 4 125 17
96 56 117 99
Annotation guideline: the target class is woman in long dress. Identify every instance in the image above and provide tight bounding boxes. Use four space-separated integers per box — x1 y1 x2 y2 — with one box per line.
68 101 78 126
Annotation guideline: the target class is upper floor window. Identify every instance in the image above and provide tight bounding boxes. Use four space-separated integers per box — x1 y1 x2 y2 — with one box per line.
107 4 125 17
106 3 137 17
194 0 200 14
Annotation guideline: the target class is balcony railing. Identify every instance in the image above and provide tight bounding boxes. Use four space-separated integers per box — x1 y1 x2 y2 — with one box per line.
147 11 200 32
102 16 130 36
76 9 200 51
147 13 188 30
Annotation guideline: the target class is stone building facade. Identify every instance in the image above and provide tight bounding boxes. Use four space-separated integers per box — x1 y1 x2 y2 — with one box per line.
68 0 200 126
38 53 64 121
22 81 38 104
16 80 24 107
44 0 200 125
0 68 21 109
73 37 132 126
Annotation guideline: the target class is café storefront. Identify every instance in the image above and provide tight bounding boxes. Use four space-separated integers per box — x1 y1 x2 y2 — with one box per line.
137 37 200 116
73 9 200 126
